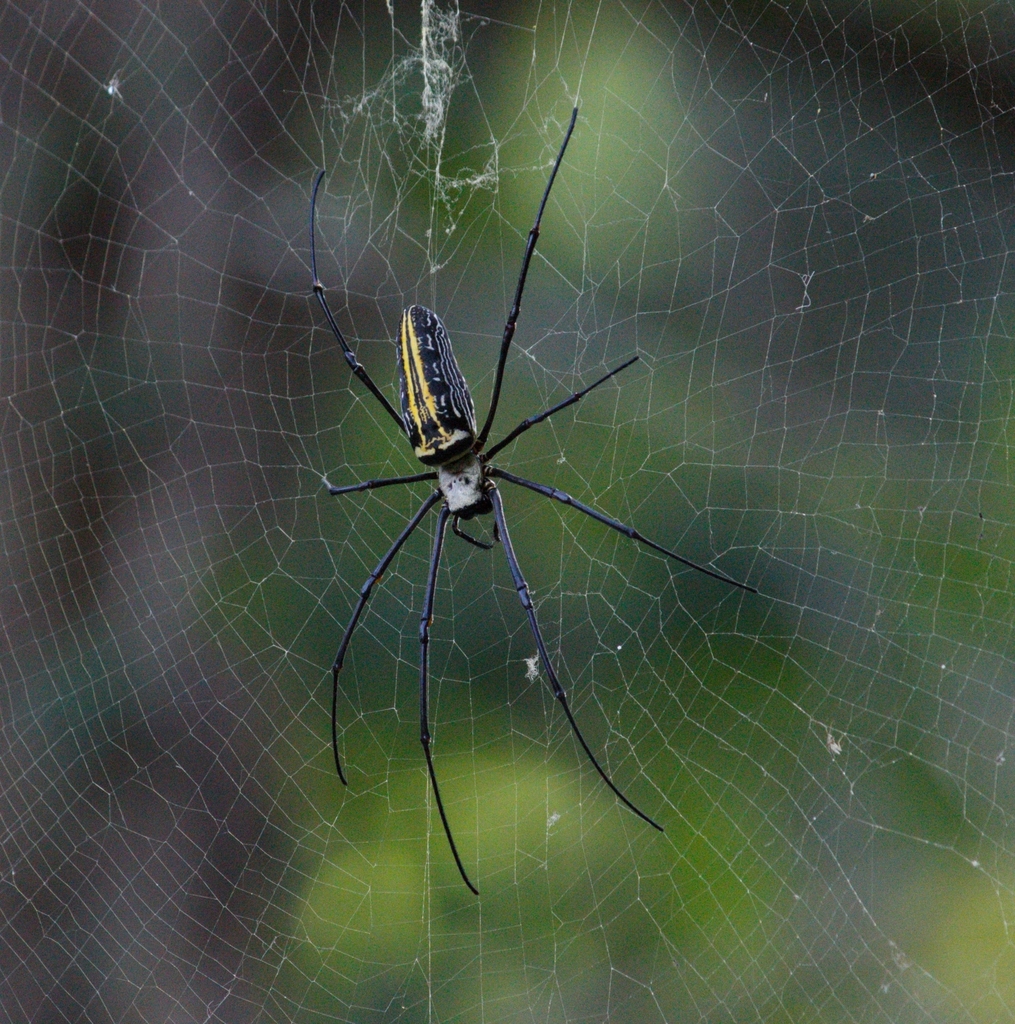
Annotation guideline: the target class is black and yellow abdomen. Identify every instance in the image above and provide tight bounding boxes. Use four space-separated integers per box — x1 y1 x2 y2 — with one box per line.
398 304 477 466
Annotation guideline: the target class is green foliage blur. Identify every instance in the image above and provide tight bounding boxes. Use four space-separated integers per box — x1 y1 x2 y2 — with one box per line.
3 1 1014 1022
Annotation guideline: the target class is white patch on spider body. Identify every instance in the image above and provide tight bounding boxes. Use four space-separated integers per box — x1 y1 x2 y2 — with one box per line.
438 453 485 513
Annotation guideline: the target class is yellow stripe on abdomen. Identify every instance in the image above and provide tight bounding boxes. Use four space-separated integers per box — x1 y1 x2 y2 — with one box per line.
397 305 477 466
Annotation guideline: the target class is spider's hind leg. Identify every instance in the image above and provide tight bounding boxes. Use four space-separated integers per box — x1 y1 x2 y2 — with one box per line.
477 106 579 447
309 169 405 433
327 471 436 496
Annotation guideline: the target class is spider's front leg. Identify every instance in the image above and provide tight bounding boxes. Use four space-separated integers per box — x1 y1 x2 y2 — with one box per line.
489 468 756 593
451 514 496 550
328 490 441 784
418 504 479 894
487 485 664 832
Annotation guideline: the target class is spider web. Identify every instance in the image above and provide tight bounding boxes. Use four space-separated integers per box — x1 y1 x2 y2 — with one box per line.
2 1 1014 1020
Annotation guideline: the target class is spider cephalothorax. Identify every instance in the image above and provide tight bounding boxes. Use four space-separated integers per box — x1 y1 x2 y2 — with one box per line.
310 106 756 894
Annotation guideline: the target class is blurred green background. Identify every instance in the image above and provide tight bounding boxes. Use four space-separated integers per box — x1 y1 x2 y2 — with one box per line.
2 1 1015 1021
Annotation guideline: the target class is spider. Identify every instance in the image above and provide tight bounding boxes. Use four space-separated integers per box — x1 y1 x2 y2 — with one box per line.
310 106 756 894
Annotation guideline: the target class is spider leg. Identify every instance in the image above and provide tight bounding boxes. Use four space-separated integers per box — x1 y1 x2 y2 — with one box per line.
330 489 442 785
477 106 579 448
419 505 479 894
490 468 757 593
488 485 663 832
483 356 639 461
327 471 436 496
310 170 405 434
452 514 494 550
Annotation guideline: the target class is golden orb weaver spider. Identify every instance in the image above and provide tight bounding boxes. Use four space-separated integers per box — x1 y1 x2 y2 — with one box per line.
311 106 756 894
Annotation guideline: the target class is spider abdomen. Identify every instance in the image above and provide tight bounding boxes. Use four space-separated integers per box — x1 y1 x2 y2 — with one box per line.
398 304 477 466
